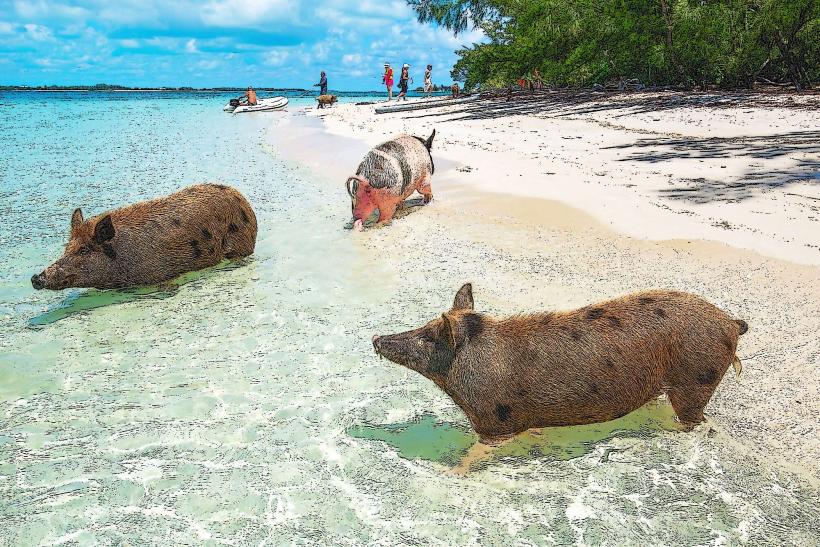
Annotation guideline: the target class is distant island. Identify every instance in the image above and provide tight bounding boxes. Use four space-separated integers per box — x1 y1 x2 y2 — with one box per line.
413 84 453 93
0 84 311 92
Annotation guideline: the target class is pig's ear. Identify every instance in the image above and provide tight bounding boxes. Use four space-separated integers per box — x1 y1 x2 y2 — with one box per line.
441 312 466 350
71 208 84 230
452 283 474 311
93 215 115 243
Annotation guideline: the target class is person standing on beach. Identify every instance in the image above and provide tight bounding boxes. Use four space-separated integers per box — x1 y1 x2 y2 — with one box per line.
424 65 433 97
314 71 328 95
383 64 394 101
397 64 411 101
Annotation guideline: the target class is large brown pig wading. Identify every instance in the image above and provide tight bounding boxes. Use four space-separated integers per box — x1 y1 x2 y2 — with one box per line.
32 184 257 290
346 129 435 228
373 284 749 444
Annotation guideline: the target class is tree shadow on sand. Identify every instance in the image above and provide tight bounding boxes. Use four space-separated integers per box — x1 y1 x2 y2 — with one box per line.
658 160 820 204
347 400 679 470
398 92 819 205
400 90 817 124
28 259 250 327
604 130 820 163
601 132 819 204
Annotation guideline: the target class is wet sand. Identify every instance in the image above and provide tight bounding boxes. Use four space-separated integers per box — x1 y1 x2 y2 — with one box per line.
271 103 819 485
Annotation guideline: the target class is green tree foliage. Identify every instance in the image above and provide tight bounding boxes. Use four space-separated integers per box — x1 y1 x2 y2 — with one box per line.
408 0 819 89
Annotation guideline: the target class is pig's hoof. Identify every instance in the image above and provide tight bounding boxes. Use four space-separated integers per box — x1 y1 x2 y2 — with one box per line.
353 219 364 231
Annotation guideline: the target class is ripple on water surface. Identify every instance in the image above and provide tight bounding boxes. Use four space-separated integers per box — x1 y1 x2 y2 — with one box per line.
0 92 818 545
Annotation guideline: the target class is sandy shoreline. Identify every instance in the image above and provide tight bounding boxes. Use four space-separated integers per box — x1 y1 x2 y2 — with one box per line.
270 95 819 484
310 91 820 265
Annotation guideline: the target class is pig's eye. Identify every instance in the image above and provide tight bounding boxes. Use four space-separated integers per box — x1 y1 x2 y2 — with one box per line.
77 245 93 255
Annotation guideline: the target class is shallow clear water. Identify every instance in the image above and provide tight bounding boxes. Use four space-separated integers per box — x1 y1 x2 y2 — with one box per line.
1 91 818 545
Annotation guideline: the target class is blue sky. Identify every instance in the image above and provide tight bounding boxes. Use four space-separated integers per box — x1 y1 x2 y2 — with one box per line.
0 1 484 90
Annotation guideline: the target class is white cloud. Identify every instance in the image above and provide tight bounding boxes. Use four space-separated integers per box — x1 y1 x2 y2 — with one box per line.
201 0 297 28
196 59 219 70
13 1 89 21
341 53 361 65
2 0 486 88
312 41 331 61
24 23 53 41
264 48 290 66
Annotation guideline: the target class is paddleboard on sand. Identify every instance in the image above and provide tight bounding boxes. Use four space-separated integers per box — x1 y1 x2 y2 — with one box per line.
374 95 478 114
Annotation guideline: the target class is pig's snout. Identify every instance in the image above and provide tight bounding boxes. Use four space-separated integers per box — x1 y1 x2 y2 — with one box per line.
372 335 386 360
31 273 46 290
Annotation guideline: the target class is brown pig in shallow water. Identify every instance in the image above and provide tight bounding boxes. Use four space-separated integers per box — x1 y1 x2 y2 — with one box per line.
31 183 257 290
346 130 435 229
373 284 748 443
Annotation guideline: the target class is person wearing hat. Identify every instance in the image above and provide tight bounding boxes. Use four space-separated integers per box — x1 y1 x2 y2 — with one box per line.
383 63 394 101
397 64 412 101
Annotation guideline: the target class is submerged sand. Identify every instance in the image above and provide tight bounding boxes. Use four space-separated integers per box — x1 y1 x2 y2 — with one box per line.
271 92 819 484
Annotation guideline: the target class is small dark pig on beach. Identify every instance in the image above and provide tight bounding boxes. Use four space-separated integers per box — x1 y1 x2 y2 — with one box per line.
346 130 436 230
317 94 338 109
31 183 257 290
373 284 748 445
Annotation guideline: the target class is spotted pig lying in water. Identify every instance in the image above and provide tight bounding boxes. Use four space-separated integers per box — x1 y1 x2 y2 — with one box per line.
346 130 435 229
373 284 748 444
32 183 257 290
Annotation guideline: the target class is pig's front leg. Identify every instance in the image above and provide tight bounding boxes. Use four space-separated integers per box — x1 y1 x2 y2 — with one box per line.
375 200 399 226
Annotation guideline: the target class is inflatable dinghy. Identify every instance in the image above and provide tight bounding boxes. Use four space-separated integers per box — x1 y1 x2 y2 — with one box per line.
224 96 288 113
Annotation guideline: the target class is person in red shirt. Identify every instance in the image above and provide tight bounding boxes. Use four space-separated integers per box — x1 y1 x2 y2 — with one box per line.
383 64 394 101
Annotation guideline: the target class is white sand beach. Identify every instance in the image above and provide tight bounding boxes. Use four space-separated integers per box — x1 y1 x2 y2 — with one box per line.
313 91 820 265
273 91 820 483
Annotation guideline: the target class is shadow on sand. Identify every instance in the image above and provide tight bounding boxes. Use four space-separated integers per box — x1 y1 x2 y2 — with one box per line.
604 132 820 204
28 259 250 327
344 196 429 230
401 89 817 124
657 159 820 204
347 400 680 469
400 90 819 206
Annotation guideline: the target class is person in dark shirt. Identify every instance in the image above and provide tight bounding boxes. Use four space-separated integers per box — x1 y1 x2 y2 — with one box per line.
397 64 411 101
314 71 328 96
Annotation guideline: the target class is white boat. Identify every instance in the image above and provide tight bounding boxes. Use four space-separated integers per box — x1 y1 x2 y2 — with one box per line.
223 96 288 113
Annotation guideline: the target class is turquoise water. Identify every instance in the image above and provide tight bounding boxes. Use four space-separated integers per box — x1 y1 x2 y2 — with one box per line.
1 91 818 545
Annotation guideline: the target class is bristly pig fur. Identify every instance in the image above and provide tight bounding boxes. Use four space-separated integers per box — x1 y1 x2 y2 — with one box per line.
373 284 749 443
347 130 435 225
32 183 257 290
